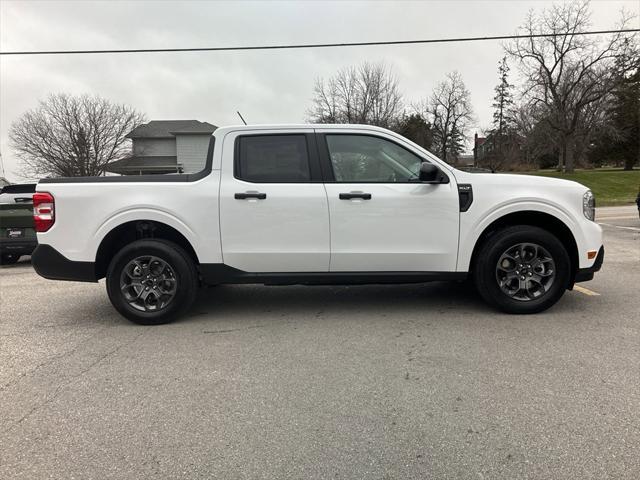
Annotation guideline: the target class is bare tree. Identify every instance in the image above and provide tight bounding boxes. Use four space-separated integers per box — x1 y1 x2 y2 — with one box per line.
308 62 403 127
416 71 474 163
506 0 636 172
512 103 558 167
10 93 145 178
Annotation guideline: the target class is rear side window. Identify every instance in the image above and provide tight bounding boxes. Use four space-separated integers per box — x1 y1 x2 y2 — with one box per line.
236 135 311 182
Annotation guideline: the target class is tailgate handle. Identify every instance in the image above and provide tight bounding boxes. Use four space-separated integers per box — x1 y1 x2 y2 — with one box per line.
235 192 267 200
339 192 372 200
14 197 32 203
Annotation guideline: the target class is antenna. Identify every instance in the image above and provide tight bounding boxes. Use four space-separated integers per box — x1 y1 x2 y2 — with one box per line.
236 111 248 125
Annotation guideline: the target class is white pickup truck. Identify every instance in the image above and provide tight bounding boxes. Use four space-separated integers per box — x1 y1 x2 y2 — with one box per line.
32 124 603 325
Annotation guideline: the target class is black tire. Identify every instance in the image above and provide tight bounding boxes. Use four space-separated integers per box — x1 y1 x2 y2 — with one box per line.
1 253 21 265
473 225 571 314
106 239 198 325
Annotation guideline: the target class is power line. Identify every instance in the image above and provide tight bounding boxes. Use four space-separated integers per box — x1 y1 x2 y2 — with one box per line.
1 29 638 56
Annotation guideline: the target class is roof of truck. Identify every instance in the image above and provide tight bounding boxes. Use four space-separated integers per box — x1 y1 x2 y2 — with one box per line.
212 123 395 133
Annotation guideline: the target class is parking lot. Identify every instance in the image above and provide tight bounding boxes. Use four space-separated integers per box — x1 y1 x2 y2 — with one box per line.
1 206 638 479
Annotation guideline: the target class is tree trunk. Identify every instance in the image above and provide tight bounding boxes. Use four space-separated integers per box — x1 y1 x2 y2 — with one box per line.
623 156 637 170
558 141 566 172
565 136 575 173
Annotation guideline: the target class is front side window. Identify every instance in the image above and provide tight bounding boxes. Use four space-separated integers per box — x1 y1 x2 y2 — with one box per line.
236 135 311 182
325 135 423 182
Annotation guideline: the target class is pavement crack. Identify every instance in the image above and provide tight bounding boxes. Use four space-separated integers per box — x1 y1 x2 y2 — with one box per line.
203 320 293 334
2 330 145 435
202 325 269 334
0 327 107 393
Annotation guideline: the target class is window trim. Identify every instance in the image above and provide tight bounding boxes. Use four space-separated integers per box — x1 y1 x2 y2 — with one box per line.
233 133 323 184
316 132 448 184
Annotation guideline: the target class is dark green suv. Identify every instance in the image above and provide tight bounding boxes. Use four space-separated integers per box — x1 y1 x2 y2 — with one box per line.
0 184 37 265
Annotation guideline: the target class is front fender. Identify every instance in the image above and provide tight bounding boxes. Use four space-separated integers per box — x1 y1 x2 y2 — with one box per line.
457 200 583 272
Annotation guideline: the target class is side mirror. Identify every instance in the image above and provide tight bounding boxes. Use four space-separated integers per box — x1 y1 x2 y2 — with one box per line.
419 162 443 183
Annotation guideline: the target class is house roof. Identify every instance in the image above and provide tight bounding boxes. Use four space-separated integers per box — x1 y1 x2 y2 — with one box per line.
105 156 180 174
126 120 217 139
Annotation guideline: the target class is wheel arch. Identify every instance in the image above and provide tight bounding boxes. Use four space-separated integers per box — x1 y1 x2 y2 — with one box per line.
467 210 579 287
95 220 199 280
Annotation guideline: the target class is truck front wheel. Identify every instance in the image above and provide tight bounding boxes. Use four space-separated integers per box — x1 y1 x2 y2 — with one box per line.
473 225 571 314
106 239 198 325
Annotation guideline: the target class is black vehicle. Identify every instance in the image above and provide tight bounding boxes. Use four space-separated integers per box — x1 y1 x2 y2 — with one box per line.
0 184 37 265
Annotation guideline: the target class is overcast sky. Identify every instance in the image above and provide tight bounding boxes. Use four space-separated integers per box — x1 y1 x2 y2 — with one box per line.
1 0 638 181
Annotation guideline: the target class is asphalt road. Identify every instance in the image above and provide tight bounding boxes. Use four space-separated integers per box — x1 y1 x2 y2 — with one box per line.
1 206 639 479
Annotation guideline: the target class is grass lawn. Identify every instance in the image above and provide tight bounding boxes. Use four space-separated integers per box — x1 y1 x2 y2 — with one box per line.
524 168 640 206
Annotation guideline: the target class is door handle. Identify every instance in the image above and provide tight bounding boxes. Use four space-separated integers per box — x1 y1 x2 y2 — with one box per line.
339 192 372 200
235 192 267 200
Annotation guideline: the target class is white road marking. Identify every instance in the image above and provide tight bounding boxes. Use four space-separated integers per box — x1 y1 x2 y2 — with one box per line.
574 285 601 296
598 222 640 232
596 215 638 221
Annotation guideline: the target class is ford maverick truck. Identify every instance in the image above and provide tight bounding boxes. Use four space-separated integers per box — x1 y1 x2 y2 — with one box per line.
31 125 603 324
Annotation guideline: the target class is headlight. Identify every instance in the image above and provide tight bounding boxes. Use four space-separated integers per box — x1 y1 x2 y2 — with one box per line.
583 190 595 221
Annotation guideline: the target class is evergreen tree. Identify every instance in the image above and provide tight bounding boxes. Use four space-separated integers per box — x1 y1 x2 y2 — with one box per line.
483 57 516 170
491 57 515 137
393 113 433 150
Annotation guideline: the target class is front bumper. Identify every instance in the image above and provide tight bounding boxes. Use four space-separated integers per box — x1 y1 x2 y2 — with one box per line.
574 246 604 283
31 244 97 282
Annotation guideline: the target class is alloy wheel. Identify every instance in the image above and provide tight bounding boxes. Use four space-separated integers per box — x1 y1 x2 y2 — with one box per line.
495 243 556 301
120 256 178 312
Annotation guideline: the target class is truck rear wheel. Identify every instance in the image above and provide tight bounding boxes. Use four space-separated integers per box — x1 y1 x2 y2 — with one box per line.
473 225 571 314
106 239 198 325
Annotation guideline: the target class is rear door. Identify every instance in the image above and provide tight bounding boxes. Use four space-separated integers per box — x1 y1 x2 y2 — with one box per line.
219 129 330 272
318 130 460 272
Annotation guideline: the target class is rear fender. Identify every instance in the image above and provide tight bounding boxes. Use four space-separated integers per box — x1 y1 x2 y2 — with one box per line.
91 208 197 261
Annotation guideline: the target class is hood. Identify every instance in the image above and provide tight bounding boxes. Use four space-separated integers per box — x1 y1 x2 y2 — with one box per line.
452 170 588 192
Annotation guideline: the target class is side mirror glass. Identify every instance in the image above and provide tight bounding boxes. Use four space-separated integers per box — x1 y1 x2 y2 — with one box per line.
419 162 440 183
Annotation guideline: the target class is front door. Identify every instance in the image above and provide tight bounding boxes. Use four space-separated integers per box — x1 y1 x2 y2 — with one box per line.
318 131 460 272
219 130 330 272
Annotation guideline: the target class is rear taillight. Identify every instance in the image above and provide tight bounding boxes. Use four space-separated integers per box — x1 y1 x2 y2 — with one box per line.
33 192 55 232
